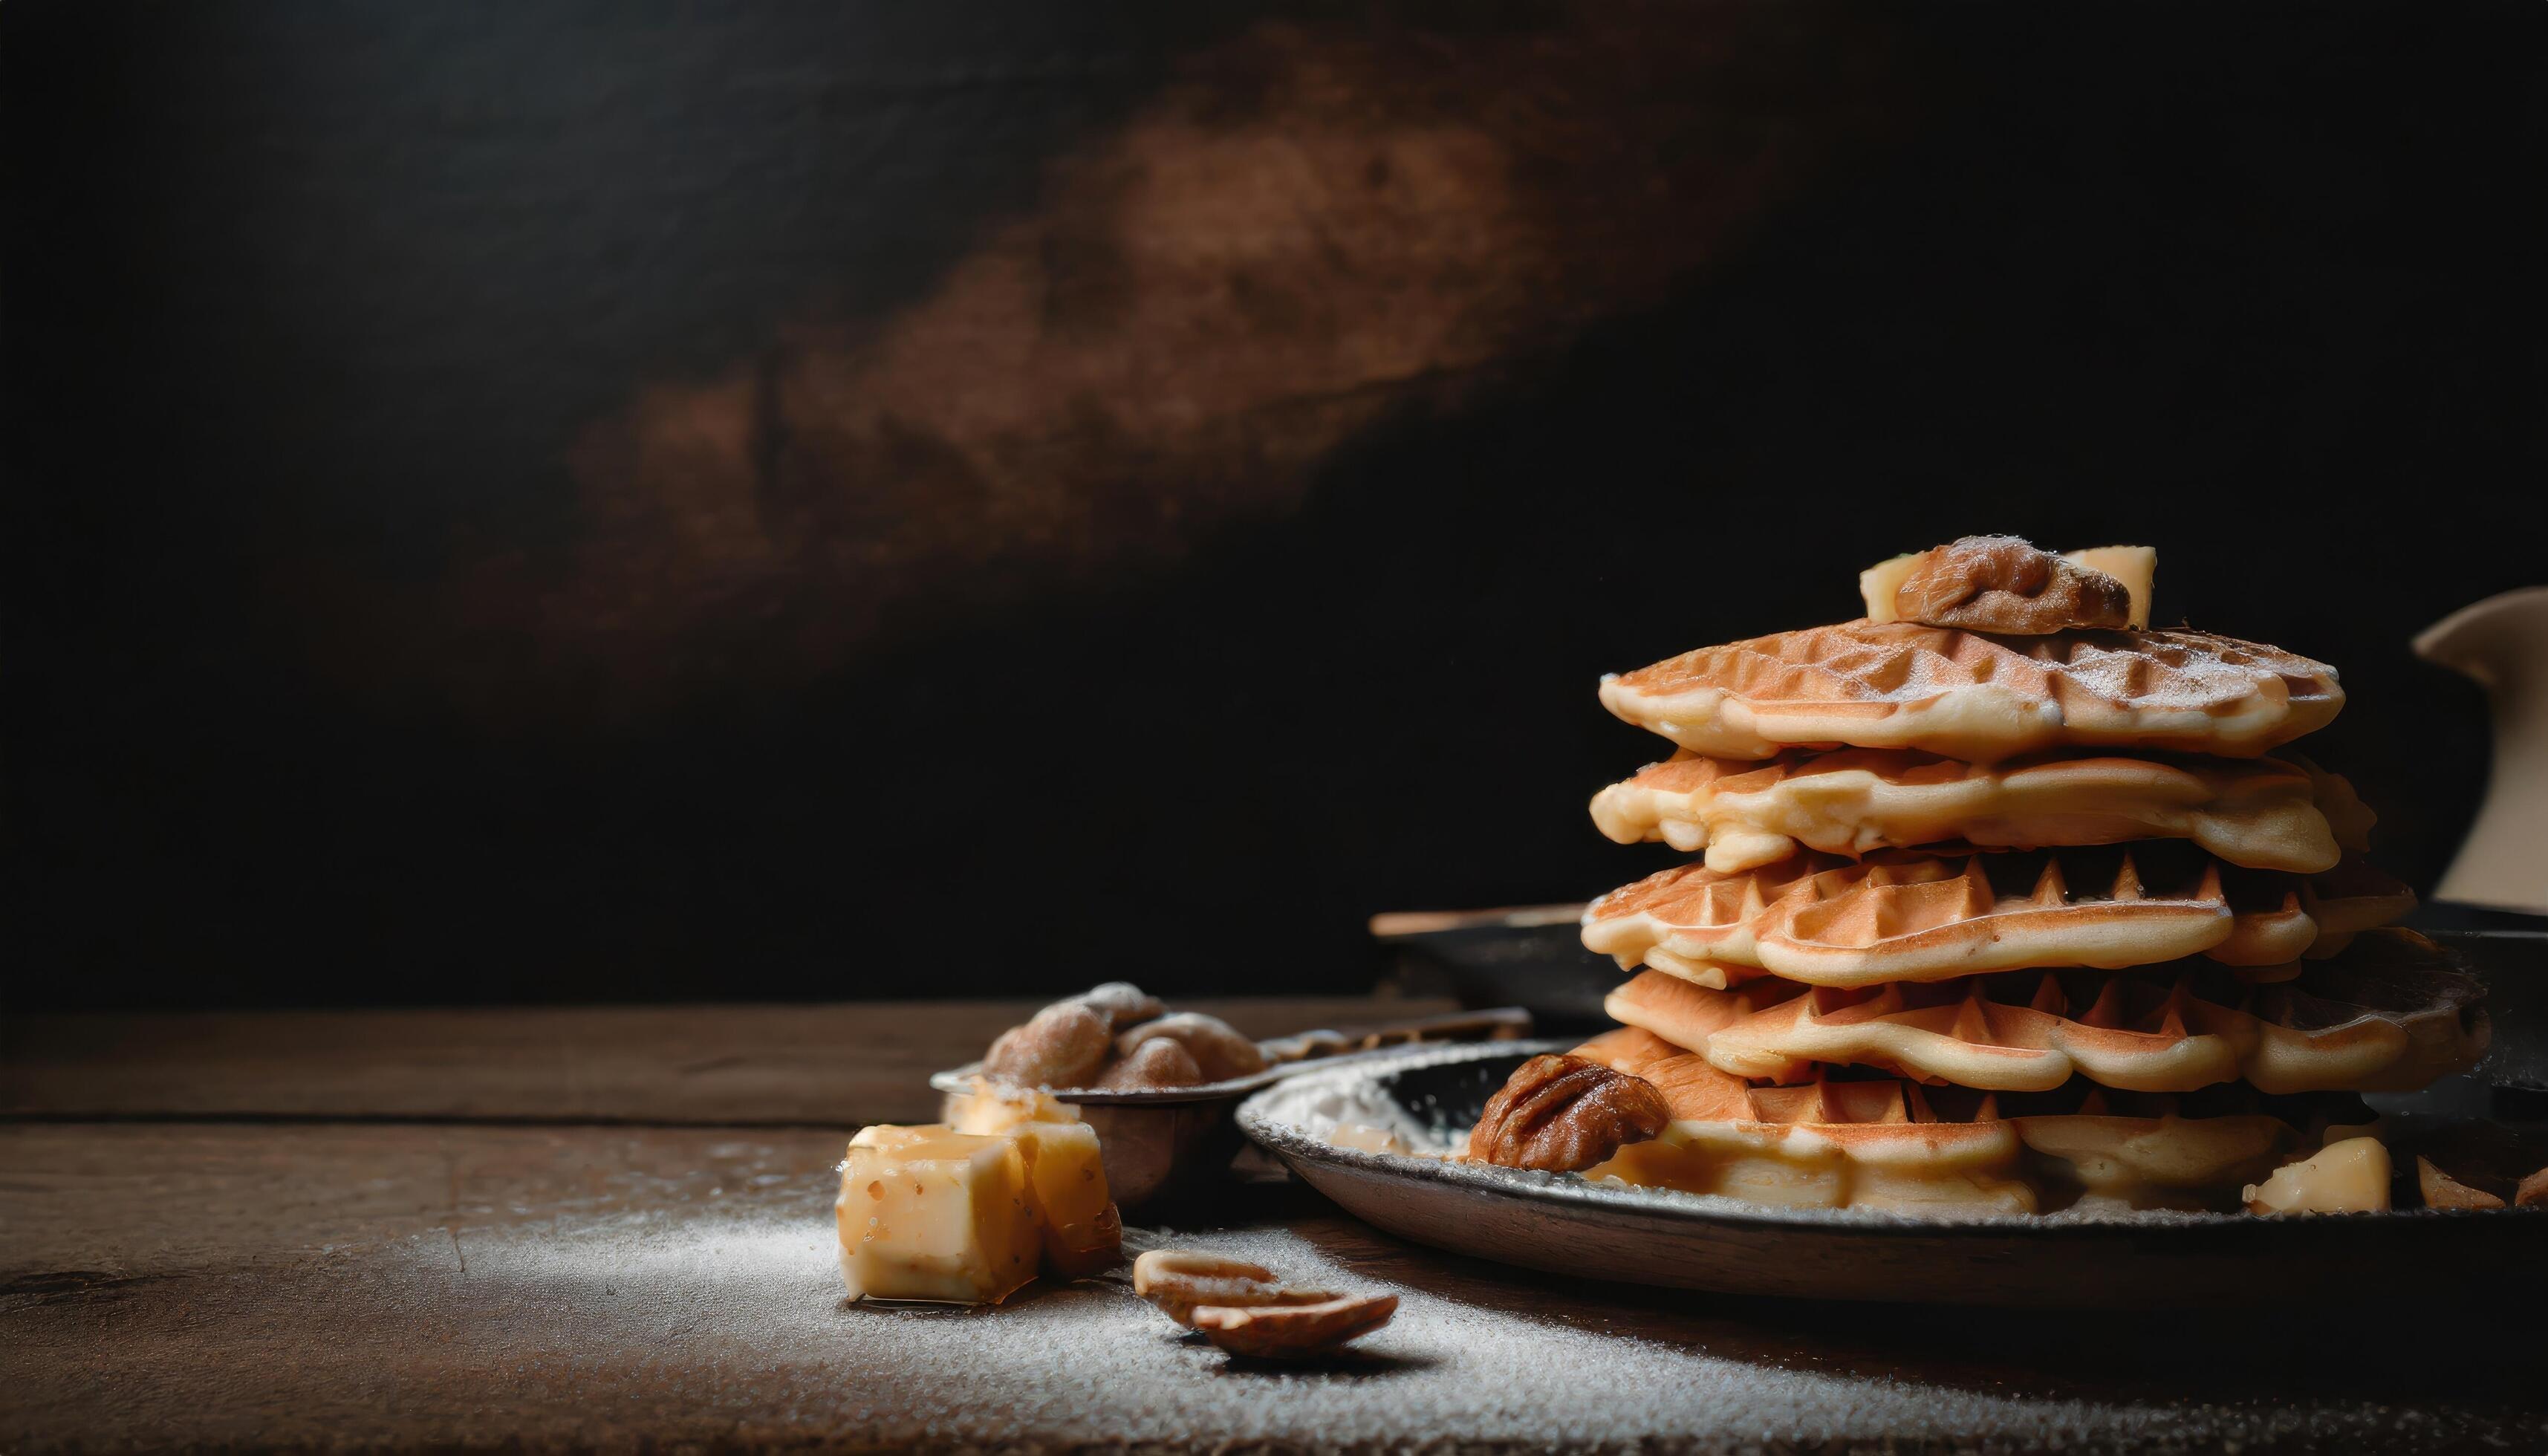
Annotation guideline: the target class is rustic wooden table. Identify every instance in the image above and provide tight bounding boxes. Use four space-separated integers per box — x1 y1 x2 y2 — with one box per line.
6 998 2541 1454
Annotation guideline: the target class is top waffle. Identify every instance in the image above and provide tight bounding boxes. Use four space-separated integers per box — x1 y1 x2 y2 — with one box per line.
1599 622 2344 762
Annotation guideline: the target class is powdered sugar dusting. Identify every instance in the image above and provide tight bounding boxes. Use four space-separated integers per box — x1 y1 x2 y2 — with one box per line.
399 1200 2524 1451
10 1122 2526 1452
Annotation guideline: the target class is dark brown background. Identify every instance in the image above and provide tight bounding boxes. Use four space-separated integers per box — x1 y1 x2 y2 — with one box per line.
4 1 2540 1009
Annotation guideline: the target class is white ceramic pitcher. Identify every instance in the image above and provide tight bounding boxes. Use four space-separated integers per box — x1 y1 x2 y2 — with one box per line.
2415 586 2548 914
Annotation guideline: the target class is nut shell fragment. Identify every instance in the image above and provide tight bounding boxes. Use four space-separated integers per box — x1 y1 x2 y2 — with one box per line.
1132 1249 1337 1325
1134 1249 1396 1359
1190 1294 1400 1359
2520 1169 2548 1208
2416 1155 2506 1211
2394 1122 2544 1209
1893 535 2133 635
1471 1053 1671 1173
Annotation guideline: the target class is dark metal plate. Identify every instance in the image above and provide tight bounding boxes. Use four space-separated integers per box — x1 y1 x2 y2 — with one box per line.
1238 1039 2548 1307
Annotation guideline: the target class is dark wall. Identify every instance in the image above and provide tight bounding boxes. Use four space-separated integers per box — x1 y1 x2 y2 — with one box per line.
4 1 2540 1009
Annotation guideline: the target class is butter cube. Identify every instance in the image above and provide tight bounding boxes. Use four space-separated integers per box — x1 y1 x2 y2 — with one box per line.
1009 1119 1122 1278
945 1078 1073 1137
2243 1135 2392 1215
1857 553 1920 622
837 1125 1039 1303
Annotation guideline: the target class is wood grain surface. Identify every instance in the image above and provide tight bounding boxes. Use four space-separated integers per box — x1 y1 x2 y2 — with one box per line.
0 995 1443 1125
6 999 2544 1453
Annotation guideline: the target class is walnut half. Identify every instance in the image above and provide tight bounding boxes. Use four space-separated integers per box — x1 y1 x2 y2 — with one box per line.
1470 1053 1670 1173
1132 1249 1397 1359
1891 534 2133 635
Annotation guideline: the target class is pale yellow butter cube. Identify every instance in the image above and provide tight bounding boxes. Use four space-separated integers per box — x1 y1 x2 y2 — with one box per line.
1857 553 1920 622
1009 1119 1122 1278
2243 1135 2392 1215
944 1078 1073 1137
836 1124 1039 1303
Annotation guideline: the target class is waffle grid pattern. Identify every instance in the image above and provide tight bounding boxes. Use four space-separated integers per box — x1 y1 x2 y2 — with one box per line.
1476 576 2462 1212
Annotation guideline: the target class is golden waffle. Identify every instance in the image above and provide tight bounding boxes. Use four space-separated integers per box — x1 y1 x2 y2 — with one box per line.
1568 1027 2340 1213
1605 929 2486 1096
1590 749 2350 874
1599 621 2344 762
1580 846 2414 987
2284 751 2377 853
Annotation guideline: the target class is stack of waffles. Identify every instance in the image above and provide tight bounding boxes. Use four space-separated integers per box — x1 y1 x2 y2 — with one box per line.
1475 537 2488 1214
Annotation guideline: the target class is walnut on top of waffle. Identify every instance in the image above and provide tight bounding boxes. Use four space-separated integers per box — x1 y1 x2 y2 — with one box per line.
1882 535 2134 635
